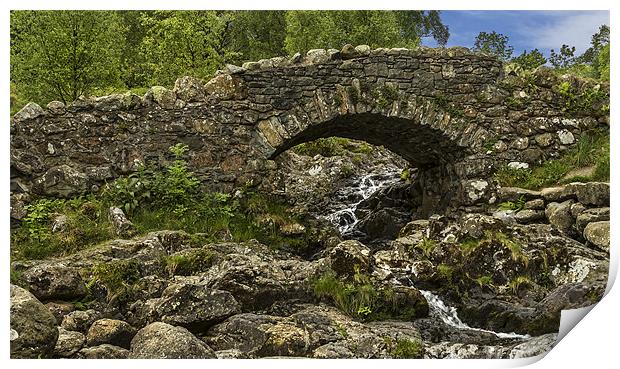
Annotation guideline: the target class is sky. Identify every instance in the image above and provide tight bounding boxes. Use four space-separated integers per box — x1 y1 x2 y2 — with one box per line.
422 10 610 58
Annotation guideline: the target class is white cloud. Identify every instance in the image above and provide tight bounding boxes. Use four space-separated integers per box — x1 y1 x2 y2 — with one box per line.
520 11 609 54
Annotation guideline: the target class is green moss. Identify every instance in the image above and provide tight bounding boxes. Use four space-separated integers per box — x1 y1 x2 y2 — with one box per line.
375 84 399 108
89 259 141 299
163 248 216 276
388 338 424 359
292 137 373 157
508 275 534 295
335 323 349 338
475 275 494 288
437 264 454 281
412 237 437 258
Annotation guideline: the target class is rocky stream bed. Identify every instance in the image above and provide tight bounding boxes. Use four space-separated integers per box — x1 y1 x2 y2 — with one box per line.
10 148 609 359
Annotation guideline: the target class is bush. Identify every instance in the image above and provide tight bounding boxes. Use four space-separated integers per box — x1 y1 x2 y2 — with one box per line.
388 338 424 359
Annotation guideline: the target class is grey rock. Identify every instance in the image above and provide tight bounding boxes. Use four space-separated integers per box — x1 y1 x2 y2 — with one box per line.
33 164 88 198
497 187 541 202
23 263 86 301
570 182 609 206
13 102 45 121
10 285 59 358
575 208 609 232
545 200 575 235
143 282 240 331
355 45 371 55
540 185 574 202
78 344 130 359
514 209 545 224
108 206 137 238
173 76 206 102
524 198 545 210
144 86 176 109
328 240 370 276
46 101 66 115
129 322 216 359
54 327 85 358
306 49 329 64
225 63 246 74
509 333 557 359
86 319 137 349
583 221 610 252
45 301 75 325
340 44 360 60
61 309 102 333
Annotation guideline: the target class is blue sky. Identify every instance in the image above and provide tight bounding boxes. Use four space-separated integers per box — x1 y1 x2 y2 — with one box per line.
422 11 610 58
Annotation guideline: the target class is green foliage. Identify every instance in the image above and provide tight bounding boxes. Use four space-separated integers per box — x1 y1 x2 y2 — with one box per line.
549 45 576 69
284 10 448 54
473 31 513 60
508 276 534 295
437 264 454 281
11 10 125 104
313 268 416 322
498 195 526 212
335 323 349 338
400 169 411 182
90 259 141 299
226 10 287 63
140 11 238 86
511 49 546 70
475 275 494 288
494 130 609 189
596 44 610 81
432 93 464 119
388 338 424 359
292 137 373 157
375 84 399 108
163 248 216 276
11 196 113 260
413 237 437 258
555 80 609 117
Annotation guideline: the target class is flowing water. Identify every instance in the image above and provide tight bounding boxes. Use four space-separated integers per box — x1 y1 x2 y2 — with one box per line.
420 290 530 340
323 171 401 236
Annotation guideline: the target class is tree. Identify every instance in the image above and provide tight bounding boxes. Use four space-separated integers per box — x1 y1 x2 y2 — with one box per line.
549 44 576 69
596 44 610 81
140 11 238 86
511 49 547 70
473 31 513 60
10 10 125 104
284 10 449 54
579 24 609 64
226 10 287 63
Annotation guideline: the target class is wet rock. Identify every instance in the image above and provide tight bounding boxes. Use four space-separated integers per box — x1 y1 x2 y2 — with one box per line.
10 285 59 358
173 76 206 102
54 327 85 358
509 333 557 358
23 263 86 301
86 319 137 349
583 221 610 252
575 208 609 232
143 281 240 331
328 240 370 276
129 322 216 359
545 200 575 235
356 208 410 240
78 344 130 359
61 309 102 333
108 206 137 238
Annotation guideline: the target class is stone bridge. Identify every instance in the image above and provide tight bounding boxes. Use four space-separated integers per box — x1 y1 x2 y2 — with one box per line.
10 45 609 214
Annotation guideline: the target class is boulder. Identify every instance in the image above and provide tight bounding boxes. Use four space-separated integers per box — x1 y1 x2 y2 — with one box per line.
540 186 574 202
129 322 216 359
545 200 575 235
143 281 240 331
340 44 360 59
144 86 176 109
108 206 137 238
328 240 370 276
61 309 102 333
78 344 130 359
497 187 541 202
514 209 545 224
356 208 410 240
583 221 610 252
204 73 247 100
173 76 206 102
10 285 59 358
46 101 66 115
570 182 609 206
54 327 85 358
575 208 609 232
45 301 75 325
13 102 45 121
23 263 86 301
86 319 137 349
509 333 557 359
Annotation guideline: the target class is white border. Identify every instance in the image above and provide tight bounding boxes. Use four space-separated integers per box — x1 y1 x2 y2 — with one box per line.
2 1 617 368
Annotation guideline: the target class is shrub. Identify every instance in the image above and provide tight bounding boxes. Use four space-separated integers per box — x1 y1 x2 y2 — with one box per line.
388 338 424 359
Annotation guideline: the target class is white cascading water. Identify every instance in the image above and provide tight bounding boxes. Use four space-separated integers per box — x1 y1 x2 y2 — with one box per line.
420 290 530 340
324 171 401 235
